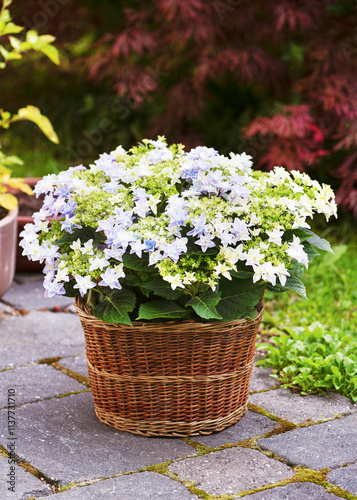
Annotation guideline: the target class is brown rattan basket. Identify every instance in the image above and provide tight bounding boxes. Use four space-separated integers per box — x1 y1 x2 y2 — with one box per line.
75 298 264 437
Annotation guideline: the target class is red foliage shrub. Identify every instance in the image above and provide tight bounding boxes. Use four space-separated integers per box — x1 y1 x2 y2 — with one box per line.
12 0 357 216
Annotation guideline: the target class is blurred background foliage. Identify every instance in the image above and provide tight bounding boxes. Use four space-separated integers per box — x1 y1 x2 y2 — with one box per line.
1 0 356 221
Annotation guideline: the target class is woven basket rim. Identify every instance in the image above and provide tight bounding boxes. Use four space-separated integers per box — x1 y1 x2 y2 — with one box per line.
75 296 264 331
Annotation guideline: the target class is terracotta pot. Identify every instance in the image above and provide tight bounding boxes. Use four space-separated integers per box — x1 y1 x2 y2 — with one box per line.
0 207 18 297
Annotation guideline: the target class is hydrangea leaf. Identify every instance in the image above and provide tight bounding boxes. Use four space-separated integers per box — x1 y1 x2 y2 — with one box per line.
186 289 222 320
93 288 136 325
302 241 320 262
122 252 150 271
63 280 81 298
215 278 264 321
306 234 333 253
137 301 189 320
141 276 182 300
55 227 101 246
264 269 307 299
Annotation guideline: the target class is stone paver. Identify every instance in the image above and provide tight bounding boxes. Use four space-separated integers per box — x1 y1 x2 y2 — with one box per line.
249 366 280 392
250 388 356 423
168 447 294 496
0 455 52 499
36 472 199 499
194 410 279 448
327 464 357 495
2 279 73 311
0 364 86 408
0 392 194 485
258 414 357 469
245 482 341 499
59 353 88 378
0 311 85 369
1 272 357 499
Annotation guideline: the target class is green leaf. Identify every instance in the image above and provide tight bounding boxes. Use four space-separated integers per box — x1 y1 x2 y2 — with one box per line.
265 274 307 299
230 270 254 279
302 241 320 262
16 105 59 144
283 227 314 242
141 276 182 300
137 301 188 321
38 44 60 65
122 252 150 271
306 234 333 253
93 288 136 325
55 227 101 246
186 240 217 256
186 289 222 320
63 280 80 298
215 278 264 321
0 21 23 37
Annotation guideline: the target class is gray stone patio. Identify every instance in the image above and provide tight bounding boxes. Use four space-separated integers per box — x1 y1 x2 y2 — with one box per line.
0 273 356 499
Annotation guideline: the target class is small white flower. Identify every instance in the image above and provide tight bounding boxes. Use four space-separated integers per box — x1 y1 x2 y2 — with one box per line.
275 263 290 287
73 275 96 297
163 274 185 290
70 239 82 253
266 229 284 246
245 248 264 267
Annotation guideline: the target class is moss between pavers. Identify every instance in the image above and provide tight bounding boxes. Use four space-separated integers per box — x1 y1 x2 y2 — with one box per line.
0 442 58 492
38 357 90 387
232 467 357 499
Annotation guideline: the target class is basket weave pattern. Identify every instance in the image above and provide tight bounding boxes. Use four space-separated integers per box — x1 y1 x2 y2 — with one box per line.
75 299 264 437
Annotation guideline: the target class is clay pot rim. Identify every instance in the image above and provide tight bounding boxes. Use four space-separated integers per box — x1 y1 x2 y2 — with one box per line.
0 207 18 228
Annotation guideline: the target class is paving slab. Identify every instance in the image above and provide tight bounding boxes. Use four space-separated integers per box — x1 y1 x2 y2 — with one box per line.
249 388 356 423
168 447 294 496
244 482 341 499
0 364 86 409
36 471 199 499
2 280 73 311
14 273 45 284
258 414 357 469
194 410 279 448
59 353 88 378
249 366 280 392
0 455 52 499
0 311 85 369
327 463 357 495
0 392 194 485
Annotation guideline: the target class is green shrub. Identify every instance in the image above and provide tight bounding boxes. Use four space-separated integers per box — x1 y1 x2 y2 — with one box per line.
257 322 357 402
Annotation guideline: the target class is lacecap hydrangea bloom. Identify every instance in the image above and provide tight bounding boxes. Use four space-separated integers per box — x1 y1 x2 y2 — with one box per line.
20 137 337 324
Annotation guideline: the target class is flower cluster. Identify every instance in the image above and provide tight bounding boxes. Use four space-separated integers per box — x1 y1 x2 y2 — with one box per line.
20 137 337 324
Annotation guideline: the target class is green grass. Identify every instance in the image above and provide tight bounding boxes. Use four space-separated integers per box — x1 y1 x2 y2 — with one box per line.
263 242 357 332
259 239 357 401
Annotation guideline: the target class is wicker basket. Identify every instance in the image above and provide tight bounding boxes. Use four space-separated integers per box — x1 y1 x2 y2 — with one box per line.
75 298 264 437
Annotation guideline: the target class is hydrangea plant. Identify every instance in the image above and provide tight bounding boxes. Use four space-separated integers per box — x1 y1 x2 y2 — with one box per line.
20 138 337 324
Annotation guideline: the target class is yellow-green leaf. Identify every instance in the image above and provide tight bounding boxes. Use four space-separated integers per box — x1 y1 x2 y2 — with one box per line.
26 30 38 44
6 177 33 194
9 35 21 51
0 192 18 210
0 21 23 36
39 44 60 65
17 105 59 144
